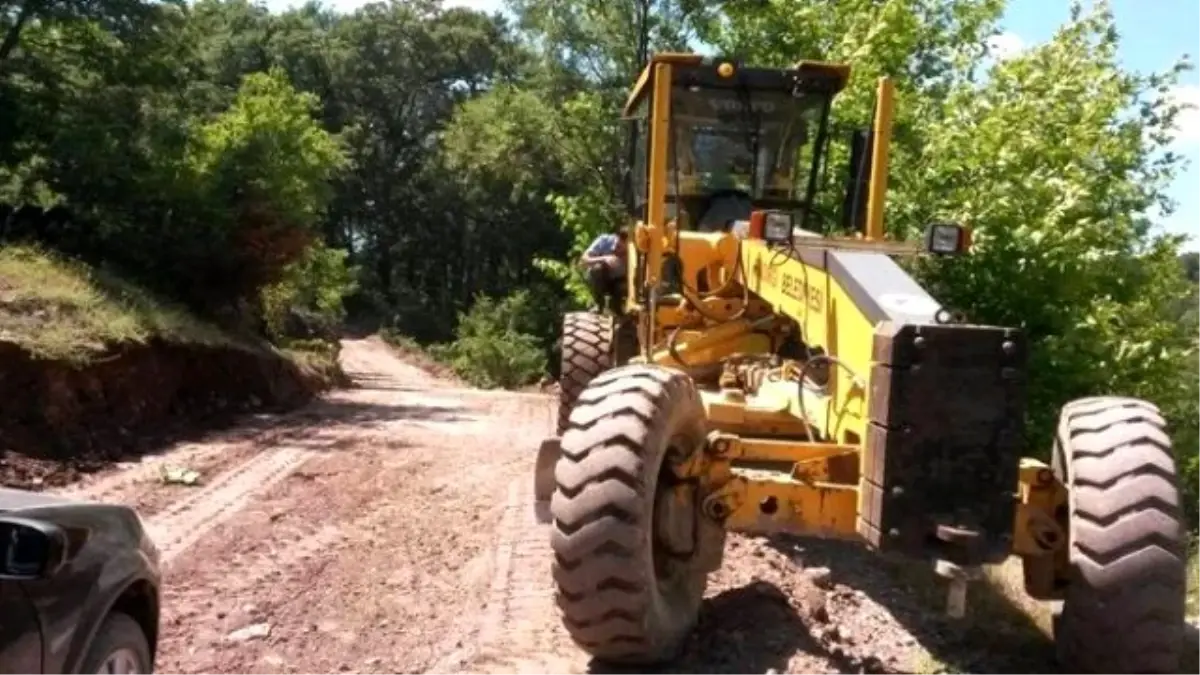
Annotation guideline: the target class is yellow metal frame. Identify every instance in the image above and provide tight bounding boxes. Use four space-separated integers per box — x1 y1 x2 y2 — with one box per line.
622 53 704 118
1013 457 1070 599
865 77 895 242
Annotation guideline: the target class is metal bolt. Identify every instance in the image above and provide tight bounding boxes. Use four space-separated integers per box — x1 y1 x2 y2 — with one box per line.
891 486 905 497
913 336 926 349
888 528 901 538
1001 340 1016 355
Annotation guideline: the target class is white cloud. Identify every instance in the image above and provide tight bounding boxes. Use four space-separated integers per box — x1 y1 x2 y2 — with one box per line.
986 32 1027 62
1166 83 1200 146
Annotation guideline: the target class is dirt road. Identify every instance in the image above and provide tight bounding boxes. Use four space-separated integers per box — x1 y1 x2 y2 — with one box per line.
53 337 1066 674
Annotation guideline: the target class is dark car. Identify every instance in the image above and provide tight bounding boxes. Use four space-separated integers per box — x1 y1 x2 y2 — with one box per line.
0 488 161 674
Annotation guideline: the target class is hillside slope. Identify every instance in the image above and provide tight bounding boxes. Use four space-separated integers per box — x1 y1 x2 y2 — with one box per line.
0 245 338 489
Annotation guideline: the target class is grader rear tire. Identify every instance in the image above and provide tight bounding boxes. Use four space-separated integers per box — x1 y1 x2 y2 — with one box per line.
550 364 717 665
557 311 614 435
1052 396 1186 674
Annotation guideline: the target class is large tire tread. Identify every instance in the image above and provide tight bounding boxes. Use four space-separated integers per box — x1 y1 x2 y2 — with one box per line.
1054 396 1186 674
556 312 614 435
550 365 708 664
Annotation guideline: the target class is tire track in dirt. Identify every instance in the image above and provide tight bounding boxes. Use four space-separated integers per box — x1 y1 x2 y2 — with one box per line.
133 340 558 674
427 392 571 675
145 445 317 565
136 410 478 571
158 453 427 627
54 416 299 509
160 521 346 625
464 480 587 675
51 336 496 571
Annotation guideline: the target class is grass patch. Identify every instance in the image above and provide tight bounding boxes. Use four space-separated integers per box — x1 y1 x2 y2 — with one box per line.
281 337 347 387
0 245 233 363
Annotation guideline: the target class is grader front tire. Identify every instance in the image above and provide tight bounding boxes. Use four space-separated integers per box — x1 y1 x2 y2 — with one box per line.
550 365 716 665
556 311 614 435
1052 396 1187 674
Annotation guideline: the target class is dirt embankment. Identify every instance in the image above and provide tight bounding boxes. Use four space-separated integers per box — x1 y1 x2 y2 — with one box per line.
0 339 334 489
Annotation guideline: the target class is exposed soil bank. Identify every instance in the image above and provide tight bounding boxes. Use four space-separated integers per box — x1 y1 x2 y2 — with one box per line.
0 339 337 489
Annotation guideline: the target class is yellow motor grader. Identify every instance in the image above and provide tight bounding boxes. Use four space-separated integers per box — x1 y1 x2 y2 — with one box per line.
534 53 1188 673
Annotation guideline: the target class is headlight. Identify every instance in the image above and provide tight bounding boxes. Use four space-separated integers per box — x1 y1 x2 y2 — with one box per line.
924 222 971 255
763 211 793 243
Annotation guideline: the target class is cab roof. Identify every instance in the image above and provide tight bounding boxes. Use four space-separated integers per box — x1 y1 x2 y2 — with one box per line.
622 53 852 118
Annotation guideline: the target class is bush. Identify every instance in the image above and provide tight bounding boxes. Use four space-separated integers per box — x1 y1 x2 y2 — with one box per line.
434 291 548 389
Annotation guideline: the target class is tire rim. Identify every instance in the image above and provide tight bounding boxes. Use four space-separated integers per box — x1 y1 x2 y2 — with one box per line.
97 648 142 674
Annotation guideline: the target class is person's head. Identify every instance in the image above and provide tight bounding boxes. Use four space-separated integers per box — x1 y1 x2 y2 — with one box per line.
614 227 629 257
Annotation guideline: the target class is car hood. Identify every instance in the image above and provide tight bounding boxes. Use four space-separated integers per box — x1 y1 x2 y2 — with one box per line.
0 487 158 575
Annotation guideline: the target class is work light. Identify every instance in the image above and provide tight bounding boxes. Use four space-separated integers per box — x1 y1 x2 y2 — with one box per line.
924 222 971 255
763 211 793 244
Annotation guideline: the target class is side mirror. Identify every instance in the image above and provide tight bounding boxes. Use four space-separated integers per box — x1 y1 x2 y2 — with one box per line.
0 516 68 581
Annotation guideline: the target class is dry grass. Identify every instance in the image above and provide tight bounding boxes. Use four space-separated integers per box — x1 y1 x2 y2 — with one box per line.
982 556 1056 633
886 555 1055 674
0 245 234 363
282 338 349 387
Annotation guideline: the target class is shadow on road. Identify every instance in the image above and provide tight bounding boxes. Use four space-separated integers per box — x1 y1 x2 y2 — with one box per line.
311 398 470 427
122 396 477 461
345 373 454 393
765 535 1059 674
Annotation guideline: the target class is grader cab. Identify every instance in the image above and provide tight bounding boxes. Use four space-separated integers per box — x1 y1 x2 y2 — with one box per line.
535 53 1187 673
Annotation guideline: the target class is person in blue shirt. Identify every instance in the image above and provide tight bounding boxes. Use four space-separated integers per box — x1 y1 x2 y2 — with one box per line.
579 227 629 314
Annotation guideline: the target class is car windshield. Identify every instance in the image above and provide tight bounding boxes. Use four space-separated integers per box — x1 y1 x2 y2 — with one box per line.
668 85 827 203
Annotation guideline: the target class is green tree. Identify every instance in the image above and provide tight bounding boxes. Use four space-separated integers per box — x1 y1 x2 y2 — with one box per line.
504 0 700 305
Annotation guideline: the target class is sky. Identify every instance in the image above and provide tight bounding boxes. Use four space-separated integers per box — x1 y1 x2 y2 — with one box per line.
267 0 1199 249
